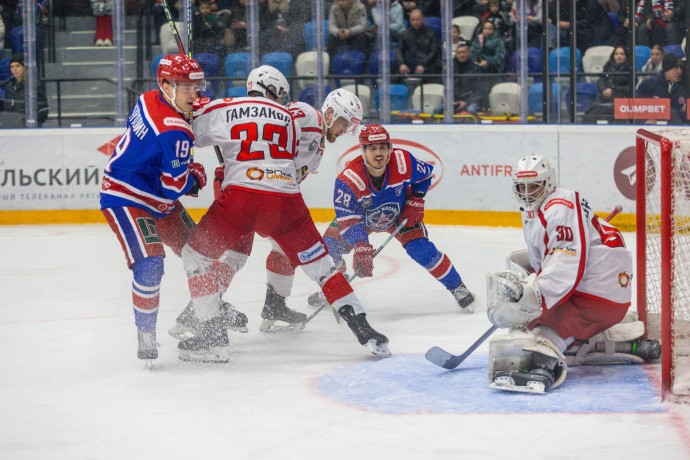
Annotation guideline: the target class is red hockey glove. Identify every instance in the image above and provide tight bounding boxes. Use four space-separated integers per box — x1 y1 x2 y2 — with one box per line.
213 165 225 199
400 195 425 225
353 242 374 278
186 162 207 197
192 97 211 112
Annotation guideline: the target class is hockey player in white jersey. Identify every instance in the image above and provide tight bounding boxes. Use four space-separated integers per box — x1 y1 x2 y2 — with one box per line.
485 154 660 393
168 88 364 337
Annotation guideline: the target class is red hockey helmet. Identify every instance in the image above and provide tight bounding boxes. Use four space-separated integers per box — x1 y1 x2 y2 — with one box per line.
358 124 390 146
156 54 206 90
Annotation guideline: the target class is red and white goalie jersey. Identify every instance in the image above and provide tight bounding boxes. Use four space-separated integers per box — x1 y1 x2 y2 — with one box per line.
522 188 632 309
288 101 325 183
193 97 301 195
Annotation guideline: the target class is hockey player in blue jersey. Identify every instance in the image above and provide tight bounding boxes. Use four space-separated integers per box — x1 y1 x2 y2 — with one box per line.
100 54 211 363
323 123 476 311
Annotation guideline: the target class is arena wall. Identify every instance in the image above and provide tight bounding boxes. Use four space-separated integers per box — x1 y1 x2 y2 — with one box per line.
0 125 646 230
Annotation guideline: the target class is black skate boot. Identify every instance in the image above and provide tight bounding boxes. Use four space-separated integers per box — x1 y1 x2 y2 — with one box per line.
260 284 308 332
178 316 230 363
338 305 391 356
452 282 476 312
632 339 662 361
169 301 248 341
491 352 557 393
137 329 158 361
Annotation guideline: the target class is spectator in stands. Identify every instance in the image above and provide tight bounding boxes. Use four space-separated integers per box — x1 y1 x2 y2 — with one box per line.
597 46 632 102
0 1 17 50
637 53 687 125
192 0 225 54
634 0 671 48
482 0 511 51
91 0 113 46
547 0 612 51
364 0 406 49
400 0 418 23
446 24 462 54
327 0 369 57
152 0 179 46
470 19 506 75
512 0 556 49
229 0 248 50
259 0 305 56
636 44 664 88
395 8 441 84
453 39 488 114
0 53 49 127
610 1 633 47
664 0 686 45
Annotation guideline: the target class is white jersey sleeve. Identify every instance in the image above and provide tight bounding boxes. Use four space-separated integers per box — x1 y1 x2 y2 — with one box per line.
521 188 632 309
193 97 302 195
288 102 325 183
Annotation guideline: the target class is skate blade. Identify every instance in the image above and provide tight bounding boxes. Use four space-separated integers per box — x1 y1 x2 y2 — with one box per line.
259 319 305 333
366 339 391 357
178 347 230 364
228 325 249 334
489 378 546 394
143 359 156 370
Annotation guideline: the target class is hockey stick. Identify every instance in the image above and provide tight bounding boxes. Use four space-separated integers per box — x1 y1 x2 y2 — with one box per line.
160 0 224 164
299 218 409 329
425 205 624 370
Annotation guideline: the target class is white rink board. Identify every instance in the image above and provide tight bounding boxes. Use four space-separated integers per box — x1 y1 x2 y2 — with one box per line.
0 125 656 213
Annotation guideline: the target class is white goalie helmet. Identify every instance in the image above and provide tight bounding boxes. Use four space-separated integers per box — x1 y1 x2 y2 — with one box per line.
246 65 290 105
321 88 363 135
512 154 557 210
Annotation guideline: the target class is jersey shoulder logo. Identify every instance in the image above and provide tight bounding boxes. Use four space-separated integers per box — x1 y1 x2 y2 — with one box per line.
343 169 366 192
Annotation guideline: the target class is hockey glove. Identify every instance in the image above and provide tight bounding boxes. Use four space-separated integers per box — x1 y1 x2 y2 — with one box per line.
353 242 375 277
400 195 425 226
186 162 207 197
192 97 212 112
213 165 225 199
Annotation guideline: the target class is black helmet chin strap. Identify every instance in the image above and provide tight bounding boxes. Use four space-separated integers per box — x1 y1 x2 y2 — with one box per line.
258 82 280 101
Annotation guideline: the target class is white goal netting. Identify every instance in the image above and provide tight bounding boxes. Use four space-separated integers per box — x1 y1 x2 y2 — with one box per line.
638 128 690 400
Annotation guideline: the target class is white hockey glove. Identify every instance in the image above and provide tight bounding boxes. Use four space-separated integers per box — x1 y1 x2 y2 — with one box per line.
486 271 543 329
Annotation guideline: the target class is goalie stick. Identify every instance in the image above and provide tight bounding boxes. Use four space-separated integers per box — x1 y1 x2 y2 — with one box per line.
298 218 409 330
160 0 224 164
425 205 624 370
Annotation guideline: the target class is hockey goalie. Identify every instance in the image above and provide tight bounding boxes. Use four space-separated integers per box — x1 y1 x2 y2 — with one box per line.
485 154 660 393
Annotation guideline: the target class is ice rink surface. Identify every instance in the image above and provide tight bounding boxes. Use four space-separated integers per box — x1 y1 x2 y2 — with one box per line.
1 223 690 460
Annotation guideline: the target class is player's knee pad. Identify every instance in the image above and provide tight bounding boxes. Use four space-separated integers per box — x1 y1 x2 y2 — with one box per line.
217 248 249 274
489 328 567 390
403 237 438 267
131 256 165 288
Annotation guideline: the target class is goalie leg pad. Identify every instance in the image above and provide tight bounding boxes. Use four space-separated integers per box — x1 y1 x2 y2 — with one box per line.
566 316 648 365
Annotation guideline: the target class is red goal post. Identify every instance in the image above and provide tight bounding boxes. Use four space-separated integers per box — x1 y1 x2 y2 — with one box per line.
636 128 690 402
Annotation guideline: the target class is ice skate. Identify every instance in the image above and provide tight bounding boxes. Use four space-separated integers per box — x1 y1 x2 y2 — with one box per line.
137 329 158 360
168 301 248 341
452 282 476 313
260 285 307 333
178 316 230 363
338 305 391 357
490 352 557 393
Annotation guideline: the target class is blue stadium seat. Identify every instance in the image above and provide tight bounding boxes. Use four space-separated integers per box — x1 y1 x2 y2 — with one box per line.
548 47 582 73
376 84 409 112
298 85 332 107
635 45 651 72
607 12 619 28
0 57 11 82
512 48 543 78
224 52 252 79
332 50 366 85
194 52 221 97
303 20 328 51
424 17 442 41
663 44 683 58
225 86 246 98
566 82 598 113
261 52 294 77
528 82 562 116
11 27 23 54
150 54 164 78
368 49 396 86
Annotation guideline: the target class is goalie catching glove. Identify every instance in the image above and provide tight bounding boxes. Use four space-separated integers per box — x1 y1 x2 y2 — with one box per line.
486 271 543 329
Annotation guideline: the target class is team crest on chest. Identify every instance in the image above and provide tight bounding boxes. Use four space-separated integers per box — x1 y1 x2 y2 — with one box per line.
365 203 400 230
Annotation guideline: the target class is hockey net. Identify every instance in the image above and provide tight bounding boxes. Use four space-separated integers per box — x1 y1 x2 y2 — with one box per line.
636 128 690 402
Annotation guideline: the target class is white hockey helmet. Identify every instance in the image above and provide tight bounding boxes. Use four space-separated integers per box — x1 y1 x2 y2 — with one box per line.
512 154 557 210
246 65 290 105
322 88 363 135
